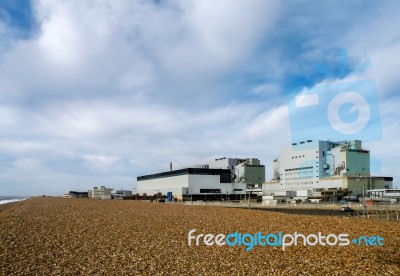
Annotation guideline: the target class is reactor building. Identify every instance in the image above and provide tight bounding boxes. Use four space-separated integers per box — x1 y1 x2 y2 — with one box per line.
136 157 265 201
263 139 393 203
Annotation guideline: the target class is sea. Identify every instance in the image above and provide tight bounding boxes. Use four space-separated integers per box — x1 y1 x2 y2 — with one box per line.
0 196 27 205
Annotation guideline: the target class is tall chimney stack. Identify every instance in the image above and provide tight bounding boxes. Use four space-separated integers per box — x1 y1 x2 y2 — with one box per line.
170 162 172 171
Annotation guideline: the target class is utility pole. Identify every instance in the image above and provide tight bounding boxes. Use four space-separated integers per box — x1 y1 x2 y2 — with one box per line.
363 175 366 216
248 186 251 207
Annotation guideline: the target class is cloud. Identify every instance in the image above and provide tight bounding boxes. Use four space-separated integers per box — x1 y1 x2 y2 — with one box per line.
0 0 400 195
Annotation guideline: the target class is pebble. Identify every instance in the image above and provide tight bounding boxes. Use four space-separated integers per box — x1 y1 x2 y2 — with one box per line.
0 197 399 275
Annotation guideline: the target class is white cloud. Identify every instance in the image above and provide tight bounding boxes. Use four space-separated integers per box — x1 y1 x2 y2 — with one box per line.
246 105 289 141
1 1 400 195
173 0 280 71
83 154 118 168
369 43 400 96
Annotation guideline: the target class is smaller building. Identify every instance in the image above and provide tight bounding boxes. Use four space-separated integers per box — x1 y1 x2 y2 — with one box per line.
65 191 89 198
235 158 265 186
112 190 133 199
207 157 265 186
366 189 400 202
88 186 113 199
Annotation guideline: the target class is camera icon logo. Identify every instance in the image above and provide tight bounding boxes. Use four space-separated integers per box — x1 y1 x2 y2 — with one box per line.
327 91 370 135
288 79 381 142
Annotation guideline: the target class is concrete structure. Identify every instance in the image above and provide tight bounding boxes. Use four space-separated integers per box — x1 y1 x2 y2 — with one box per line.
88 186 113 199
366 189 400 202
235 158 265 186
263 140 393 202
137 168 246 201
64 191 88 198
111 190 133 199
208 157 245 171
278 140 370 190
272 159 280 180
207 157 265 186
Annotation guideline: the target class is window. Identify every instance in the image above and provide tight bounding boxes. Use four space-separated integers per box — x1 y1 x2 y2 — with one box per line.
200 189 221 193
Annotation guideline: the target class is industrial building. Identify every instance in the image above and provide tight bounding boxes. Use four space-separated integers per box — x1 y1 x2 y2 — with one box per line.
263 140 393 203
88 186 113 199
207 157 265 186
111 190 133 199
136 157 265 200
64 191 89 198
366 189 400 203
137 167 246 201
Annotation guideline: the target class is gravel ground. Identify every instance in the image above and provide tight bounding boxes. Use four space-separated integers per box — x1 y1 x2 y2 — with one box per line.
0 202 20 213
1 197 399 275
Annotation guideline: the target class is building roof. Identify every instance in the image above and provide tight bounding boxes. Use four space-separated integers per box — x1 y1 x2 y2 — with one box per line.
137 168 231 182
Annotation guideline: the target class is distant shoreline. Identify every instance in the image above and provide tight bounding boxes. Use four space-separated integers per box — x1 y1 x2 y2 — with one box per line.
0 201 23 212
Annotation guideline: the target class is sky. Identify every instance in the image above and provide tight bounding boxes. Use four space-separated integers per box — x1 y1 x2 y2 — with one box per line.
1 0 400 196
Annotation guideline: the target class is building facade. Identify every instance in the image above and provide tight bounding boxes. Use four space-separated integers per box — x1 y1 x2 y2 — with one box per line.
88 186 113 199
137 168 246 201
65 191 89 198
264 140 393 200
111 190 133 199
278 140 370 190
207 157 265 185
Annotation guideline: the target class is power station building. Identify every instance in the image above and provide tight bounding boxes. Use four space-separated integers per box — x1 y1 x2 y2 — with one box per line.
136 157 265 200
207 157 265 186
264 140 393 202
137 168 246 201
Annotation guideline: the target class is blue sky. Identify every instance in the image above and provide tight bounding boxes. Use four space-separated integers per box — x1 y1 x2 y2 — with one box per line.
1 0 400 196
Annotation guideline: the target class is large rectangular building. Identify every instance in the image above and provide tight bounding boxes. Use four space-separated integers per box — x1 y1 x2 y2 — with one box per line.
264 139 392 199
137 168 246 201
278 140 370 190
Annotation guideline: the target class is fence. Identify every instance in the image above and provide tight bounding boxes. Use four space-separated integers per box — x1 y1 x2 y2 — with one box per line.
170 200 400 220
347 210 400 221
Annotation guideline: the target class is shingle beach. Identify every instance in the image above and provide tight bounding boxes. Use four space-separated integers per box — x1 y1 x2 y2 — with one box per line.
1 197 399 275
